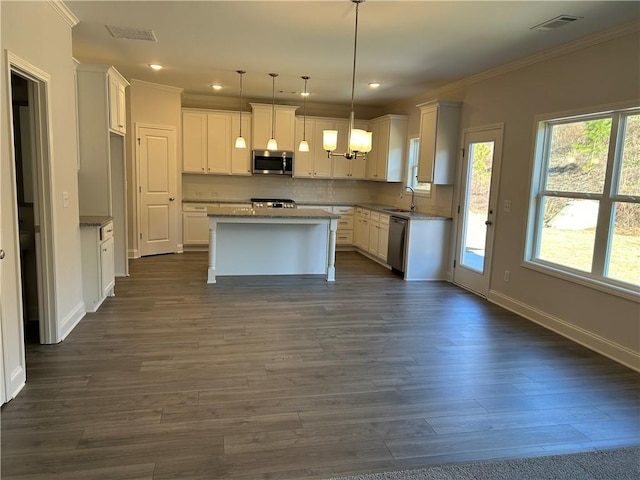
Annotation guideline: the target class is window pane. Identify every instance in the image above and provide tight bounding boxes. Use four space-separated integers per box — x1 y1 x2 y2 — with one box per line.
538 196 597 272
618 114 640 196
545 118 611 194
607 202 640 286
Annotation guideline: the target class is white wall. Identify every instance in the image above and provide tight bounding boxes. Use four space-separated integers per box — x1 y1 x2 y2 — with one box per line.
1 1 84 400
388 26 640 368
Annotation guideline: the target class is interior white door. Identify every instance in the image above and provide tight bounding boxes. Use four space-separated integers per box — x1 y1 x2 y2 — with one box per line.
453 126 503 296
137 125 178 256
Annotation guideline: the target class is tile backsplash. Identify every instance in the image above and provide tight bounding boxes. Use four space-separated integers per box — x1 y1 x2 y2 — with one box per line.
183 174 378 204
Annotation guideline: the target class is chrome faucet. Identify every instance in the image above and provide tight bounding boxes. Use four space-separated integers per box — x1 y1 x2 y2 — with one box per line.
405 186 416 212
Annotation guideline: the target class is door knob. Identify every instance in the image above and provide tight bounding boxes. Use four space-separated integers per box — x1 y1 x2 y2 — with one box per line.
485 220 493 226
0 249 5 260
169 197 175 201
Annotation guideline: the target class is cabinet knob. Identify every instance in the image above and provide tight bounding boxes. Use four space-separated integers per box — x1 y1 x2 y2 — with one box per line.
0 249 5 260
169 197 176 201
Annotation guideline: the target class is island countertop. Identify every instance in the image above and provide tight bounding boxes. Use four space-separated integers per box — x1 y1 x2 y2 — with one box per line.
207 206 341 219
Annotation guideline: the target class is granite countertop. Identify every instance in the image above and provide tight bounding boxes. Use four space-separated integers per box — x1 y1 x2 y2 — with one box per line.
356 204 452 220
79 216 113 227
207 206 340 219
183 198 251 204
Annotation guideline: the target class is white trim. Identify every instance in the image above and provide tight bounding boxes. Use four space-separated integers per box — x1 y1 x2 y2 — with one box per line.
58 302 85 342
128 248 139 259
488 290 640 372
177 243 184 254
46 0 79 27
130 79 184 93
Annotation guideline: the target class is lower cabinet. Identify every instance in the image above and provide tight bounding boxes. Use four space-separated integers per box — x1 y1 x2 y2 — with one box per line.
183 204 214 246
334 206 354 246
80 220 115 313
367 211 390 261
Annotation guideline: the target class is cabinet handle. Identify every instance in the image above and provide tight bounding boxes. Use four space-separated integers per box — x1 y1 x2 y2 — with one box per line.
0 249 5 260
201 167 205 171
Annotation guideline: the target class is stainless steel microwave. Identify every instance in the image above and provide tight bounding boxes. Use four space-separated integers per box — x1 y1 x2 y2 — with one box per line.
252 150 293 176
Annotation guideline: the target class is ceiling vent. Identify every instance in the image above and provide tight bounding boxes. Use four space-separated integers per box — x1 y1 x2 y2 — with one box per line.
531 15 582 32
106 25 157 42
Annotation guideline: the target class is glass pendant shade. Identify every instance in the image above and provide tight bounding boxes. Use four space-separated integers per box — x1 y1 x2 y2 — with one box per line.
298 140 309 152
235 136 247 149
266 138 278 151
361 131 373 153
349 128 367 152
323 130 338 152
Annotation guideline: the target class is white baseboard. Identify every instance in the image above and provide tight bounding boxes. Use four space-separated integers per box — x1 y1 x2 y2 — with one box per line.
58 301 86 342
128 248 139 259
177 243 184 254
488 290 640 372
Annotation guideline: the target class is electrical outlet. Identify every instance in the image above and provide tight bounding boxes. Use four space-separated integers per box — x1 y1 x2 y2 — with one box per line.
504 270 510 283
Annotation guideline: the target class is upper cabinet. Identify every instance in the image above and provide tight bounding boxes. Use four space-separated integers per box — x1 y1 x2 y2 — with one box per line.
182 108 252 176
251 103 298 151
293 117 334 178
108 72 128 134
332 119 368 180
365 114 408 182
417 100 461 185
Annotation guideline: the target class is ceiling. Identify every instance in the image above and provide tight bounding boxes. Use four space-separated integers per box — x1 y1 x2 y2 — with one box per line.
67 1 640 109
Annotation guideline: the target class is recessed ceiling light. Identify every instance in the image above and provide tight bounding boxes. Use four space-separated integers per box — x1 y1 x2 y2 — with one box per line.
301 91 310 97
149 64 163 70
368 82 381 89
211 84 222 90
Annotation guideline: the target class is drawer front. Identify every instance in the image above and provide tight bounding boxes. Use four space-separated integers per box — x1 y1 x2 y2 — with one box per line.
338 216 354 229
183 203 215 212
370 211 380 222
380 213 390 225
100 222 114 241
358 208 371 219
333 206 354 215
336 230 353 245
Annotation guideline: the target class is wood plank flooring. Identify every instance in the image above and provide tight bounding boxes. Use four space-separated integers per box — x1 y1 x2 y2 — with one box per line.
1 251 638 479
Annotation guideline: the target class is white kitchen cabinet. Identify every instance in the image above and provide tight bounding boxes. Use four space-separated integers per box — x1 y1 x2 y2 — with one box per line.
230 112 252 175
76 64 129 277
182 204 214 246
417 100 461 184
367 211 390 260
404 218 452 280
80 219 115 312
334 206 355 246
332 119 368 180
294 118 333 178
251 103 298 151
365 114 407 182
108 73 127 134
183 109 250 175
354 207 370 251
183 110 208 173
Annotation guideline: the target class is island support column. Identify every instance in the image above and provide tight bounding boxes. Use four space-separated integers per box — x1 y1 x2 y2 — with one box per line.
326 218 338 282
207 220 217 284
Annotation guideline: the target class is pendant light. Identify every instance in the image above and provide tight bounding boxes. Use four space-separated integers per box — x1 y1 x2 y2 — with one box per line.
298 76 310 152
323 0 372 160
234 70 247 149
266 73 279 151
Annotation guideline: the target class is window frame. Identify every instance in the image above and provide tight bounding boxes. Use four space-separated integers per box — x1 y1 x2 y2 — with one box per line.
525 104 640 301
406 136 431 197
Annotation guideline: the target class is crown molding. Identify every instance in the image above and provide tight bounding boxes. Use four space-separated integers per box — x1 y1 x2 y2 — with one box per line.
414 20 640 105
130 79 184 93
47 1 79 27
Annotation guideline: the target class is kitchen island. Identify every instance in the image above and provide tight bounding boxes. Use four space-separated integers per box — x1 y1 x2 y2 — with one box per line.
207 206 340 283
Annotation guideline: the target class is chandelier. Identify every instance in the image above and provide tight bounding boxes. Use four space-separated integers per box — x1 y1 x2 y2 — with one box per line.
322 0 372 160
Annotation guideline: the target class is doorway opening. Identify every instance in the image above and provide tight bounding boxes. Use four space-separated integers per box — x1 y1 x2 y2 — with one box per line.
11 72 41 344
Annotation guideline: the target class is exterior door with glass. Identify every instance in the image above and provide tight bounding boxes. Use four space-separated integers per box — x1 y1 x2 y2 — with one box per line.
453 126 503 296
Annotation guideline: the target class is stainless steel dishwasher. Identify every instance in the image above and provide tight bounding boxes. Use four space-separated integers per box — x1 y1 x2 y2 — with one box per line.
387 216 408 274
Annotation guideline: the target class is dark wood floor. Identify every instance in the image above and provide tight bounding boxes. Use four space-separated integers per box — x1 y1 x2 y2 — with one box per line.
1 252 638 479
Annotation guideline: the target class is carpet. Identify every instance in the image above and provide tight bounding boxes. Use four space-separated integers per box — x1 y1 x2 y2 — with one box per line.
326 447 640 480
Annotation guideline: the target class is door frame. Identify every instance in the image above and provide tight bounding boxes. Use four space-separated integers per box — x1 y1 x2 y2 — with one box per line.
135 123 179 257
452 123 504 297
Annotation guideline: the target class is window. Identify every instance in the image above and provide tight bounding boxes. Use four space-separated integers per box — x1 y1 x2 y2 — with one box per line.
526 107 639 297
407 137 431 195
